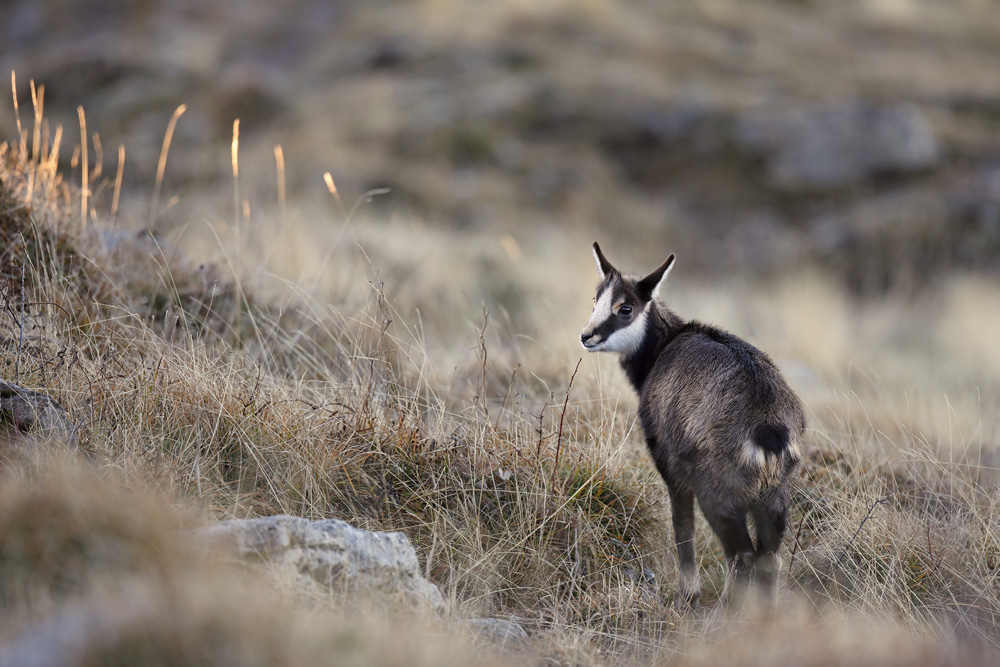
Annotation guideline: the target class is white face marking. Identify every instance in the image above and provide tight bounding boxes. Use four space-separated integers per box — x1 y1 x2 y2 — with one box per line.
581 291 650 356
587 285 615 328
599 308 648 355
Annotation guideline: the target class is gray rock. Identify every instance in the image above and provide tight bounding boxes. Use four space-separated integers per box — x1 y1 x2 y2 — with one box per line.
466 617 529 648
0 602 146 667
948 165 1000 236
737 101 940 190
622 566 659 604
201 515 446 616
0 379 77 449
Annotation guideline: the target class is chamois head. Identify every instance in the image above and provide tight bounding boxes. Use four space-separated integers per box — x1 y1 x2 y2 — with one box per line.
580 242 675 355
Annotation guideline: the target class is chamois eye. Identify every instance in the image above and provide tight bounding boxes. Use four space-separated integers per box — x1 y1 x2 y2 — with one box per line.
618 305 633 316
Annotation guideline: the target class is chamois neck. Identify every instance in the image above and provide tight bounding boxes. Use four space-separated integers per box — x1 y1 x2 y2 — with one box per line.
619 301 684 392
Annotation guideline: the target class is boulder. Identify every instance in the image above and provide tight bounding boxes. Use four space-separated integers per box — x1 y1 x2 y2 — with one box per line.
0 379 77 450
201 515 446 617
0 602 148 667
466 617 529 648
736 101 940 190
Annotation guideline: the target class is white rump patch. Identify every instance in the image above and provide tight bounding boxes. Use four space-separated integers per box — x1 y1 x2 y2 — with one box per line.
739 437 793 480
786 439 801 462
739 439 767 469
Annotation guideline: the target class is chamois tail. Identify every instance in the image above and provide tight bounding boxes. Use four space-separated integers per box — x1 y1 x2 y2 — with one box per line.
753 423 790 456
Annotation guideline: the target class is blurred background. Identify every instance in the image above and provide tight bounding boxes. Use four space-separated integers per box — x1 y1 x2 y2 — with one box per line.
2 0 1000 385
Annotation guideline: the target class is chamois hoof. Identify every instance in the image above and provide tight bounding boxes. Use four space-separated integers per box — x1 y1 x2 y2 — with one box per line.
752 553 782 601
721 552 756 610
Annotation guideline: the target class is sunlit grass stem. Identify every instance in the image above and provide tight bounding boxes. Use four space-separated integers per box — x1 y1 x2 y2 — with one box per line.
275 144 286 227
148 104 187 229
77 105 88 229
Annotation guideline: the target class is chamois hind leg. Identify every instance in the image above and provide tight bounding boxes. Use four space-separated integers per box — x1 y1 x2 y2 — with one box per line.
750 488 790 598
667 483 700 609
701 504 755 608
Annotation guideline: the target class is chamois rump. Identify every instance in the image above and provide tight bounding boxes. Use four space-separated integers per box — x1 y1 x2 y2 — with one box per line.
580 242 804 607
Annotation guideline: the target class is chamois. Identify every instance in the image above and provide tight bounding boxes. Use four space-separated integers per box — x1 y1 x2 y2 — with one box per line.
580 242 804 608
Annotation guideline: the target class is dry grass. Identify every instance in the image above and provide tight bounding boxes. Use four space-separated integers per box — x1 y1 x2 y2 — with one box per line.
1 79 999 665
0 464 502 667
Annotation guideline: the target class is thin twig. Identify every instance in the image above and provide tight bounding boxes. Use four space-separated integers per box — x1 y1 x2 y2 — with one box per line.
195 435 203 501
785 507 812 586
535 402 548 461
926 520 942 570
16 261 26 383
836 492 892 567
475 307 490 423
493 363 519 432
550 358 582 489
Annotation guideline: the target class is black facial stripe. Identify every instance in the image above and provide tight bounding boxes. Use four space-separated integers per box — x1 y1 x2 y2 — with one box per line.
596 276 625 304
595 272 623 299
591 315 625 341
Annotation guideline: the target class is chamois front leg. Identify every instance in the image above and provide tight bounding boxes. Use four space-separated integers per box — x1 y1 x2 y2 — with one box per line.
667 484 700 610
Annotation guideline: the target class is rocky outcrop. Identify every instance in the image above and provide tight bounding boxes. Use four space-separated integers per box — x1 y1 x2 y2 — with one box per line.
465 617 529 648
0 379 77 450
201 515 447 617
736 102 940 191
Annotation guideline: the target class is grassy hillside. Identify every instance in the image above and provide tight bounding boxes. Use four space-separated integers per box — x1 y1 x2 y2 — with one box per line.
2 76 999 663
3 0 1000 662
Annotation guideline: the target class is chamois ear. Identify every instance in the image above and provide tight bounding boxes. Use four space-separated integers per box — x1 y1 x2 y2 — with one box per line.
637 254 675 301
592 242 616 279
